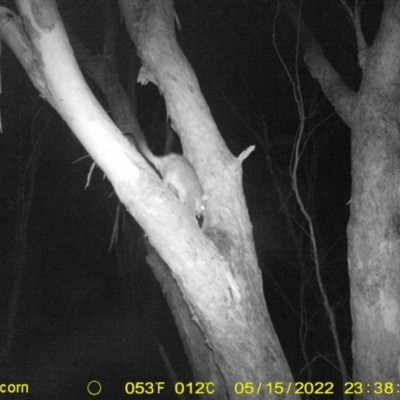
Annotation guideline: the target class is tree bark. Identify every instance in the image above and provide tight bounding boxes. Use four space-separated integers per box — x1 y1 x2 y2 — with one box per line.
285 0 400 394
0 0 298 397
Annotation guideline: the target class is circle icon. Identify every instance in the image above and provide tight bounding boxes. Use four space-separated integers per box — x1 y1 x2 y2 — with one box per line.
87 380 102 396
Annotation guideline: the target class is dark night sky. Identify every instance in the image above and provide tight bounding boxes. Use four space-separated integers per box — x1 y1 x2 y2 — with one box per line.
0 0 383 398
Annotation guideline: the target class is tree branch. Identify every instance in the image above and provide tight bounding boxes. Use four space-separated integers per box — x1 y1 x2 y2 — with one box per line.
282 0 356 127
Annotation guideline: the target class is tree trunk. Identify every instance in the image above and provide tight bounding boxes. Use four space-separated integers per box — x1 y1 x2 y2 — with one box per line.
348 91 400 387
0 0 298 398
284 0 400 394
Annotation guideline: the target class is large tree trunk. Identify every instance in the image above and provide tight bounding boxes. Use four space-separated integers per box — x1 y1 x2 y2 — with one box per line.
285 0 400 394
349 91 400 385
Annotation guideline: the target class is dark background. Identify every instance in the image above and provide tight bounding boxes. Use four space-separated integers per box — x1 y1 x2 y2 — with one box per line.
0 0 383 398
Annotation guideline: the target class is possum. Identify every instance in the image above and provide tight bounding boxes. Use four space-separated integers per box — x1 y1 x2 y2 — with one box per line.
125 131 209 218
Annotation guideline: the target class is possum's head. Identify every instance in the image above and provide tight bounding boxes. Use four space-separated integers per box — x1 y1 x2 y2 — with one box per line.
159 154 209 219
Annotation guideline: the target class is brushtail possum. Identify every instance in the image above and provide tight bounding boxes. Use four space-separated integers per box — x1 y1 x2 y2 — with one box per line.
125 131 209 218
